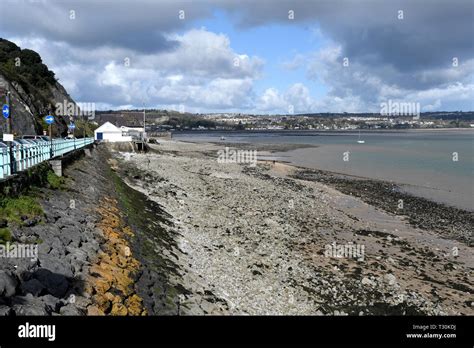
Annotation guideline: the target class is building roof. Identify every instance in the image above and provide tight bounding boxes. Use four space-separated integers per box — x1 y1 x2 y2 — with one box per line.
94 121 121 133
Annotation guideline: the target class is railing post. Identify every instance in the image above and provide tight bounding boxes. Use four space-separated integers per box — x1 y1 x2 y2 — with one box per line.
0 149 4 180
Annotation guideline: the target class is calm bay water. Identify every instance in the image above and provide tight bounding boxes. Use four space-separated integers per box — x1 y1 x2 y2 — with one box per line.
174 130 474 211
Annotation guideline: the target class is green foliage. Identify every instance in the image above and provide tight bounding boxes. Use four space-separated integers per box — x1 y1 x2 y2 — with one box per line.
73 119 99 137
0 39 56 86
0 38 56 117
0 195 44 226
46 171 65 189
0 227 12 244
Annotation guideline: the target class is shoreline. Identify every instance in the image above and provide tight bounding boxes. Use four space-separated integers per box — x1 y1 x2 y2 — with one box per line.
111 139 473 315
250 157 473 245
151 138 474 243
288 165 473 246
178 138 473 212
174 127 474 133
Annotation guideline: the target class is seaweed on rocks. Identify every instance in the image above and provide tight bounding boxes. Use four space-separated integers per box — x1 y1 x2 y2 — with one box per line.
293 169 474 246
108 164 191 315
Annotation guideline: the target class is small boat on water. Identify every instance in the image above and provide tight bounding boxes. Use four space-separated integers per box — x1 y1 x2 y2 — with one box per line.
357 130 365 144
220 136 226 141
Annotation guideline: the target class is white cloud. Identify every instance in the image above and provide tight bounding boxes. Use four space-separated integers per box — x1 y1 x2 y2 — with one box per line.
302 44 474 112
143 29 263 79
5 1 473 113
256 88 287 112
255 83 317 114
10 28 264 110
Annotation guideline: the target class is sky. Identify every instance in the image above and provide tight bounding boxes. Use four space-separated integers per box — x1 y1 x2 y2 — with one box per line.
0 0 473 114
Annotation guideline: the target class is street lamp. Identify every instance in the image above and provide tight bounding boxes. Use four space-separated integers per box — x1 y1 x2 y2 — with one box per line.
6 90 14 173
143 101 146 141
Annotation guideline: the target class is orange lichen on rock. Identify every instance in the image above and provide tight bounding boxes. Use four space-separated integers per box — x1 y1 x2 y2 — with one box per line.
87 196 147 316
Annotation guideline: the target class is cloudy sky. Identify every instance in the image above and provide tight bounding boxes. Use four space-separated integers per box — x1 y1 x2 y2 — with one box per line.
1 0 473 113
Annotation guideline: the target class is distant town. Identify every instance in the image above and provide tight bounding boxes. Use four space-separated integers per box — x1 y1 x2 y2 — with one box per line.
94 110 474 132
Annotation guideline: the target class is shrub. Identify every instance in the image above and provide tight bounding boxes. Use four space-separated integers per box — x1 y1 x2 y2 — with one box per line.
47 171 65 189
0 227 12 244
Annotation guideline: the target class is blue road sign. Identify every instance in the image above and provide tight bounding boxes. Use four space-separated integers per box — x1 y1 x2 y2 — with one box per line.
45 115 54 124
68 122 76 130
2 104 9 119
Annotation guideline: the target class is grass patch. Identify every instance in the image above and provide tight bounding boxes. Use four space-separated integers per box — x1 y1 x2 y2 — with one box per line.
0 227 12 244
0 196 44 226
47 171 66 189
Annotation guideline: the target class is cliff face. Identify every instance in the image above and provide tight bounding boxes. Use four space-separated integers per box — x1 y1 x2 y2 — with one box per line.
0 39 74 136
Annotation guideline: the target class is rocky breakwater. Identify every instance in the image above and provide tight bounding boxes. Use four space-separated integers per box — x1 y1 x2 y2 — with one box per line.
86 196 146 315
0 146 147 315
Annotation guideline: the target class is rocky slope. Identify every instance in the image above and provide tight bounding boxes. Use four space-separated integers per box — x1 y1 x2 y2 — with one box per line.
0 146 149 315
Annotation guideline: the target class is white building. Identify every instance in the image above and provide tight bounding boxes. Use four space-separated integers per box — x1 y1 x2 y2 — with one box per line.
120 126 144 133
94 122 133 142
120 126 145 139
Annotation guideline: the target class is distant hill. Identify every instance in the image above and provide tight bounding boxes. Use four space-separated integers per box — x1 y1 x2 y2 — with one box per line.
94 109 219 130
0 38 74 136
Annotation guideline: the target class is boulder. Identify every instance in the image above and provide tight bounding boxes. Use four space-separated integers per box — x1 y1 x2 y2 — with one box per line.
59 303 82 316
21 278 45 296
0 305 11 316
39 257 74 278
37 294 61 314
0 270 18 297
33 268 69 298
110 303 128 316
125 294 144 316
58 226 82 248
91 293 111 313
361 277 375 287
86 305 105 316
384 273 397 286
12 294 48 315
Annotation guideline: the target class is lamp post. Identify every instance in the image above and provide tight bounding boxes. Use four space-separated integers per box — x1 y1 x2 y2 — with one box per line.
143 101 146 141
6 89 14 173
49 123 53 158
44 113 54 158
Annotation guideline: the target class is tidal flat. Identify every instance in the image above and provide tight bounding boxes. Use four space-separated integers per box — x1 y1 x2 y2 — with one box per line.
110 140 473 315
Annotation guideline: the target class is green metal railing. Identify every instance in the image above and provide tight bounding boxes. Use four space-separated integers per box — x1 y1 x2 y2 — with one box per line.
0 138 94 180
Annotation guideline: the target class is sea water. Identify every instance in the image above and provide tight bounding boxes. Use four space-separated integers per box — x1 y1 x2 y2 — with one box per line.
174 130 474 211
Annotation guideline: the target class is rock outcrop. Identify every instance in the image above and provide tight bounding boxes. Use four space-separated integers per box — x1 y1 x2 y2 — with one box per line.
0 38 74 136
